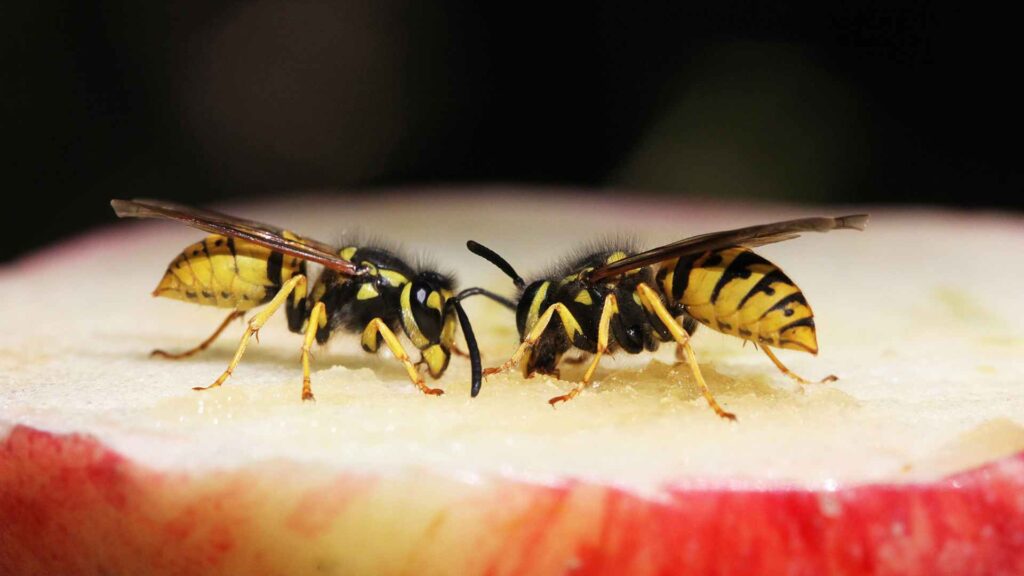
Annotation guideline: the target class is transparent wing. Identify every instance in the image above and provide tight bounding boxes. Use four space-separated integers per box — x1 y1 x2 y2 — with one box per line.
111 198 366 275
588 214 868 281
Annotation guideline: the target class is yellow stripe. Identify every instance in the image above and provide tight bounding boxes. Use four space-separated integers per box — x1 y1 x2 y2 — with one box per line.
713 262 775 318
206 236 237 304
187 240 214 289
170 253 195 287
379 269 408 287
400 283 430 348
758 301 813 335
573 290 593 305
778 323 818 353
525 281 551 334
233 241 273 286
605 251 628 264
426 291 443 312
440 311 456 348
357 283 379 300
680 249 743 306
737 284 800 332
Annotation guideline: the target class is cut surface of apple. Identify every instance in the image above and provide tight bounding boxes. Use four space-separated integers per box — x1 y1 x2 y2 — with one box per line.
2 190 1023 575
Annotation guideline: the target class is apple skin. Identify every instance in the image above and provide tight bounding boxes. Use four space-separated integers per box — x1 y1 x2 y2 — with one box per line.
1 425 1022 576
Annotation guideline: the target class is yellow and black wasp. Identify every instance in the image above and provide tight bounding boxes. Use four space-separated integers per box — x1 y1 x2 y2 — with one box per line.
467 214 868 420
112 199 510 400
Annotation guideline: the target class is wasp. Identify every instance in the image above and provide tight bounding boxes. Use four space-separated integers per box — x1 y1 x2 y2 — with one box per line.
112 199 511 400
467 214 868 420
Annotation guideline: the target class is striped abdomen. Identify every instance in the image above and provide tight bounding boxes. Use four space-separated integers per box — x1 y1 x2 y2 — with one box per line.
153 234 304 310
656 247 818 354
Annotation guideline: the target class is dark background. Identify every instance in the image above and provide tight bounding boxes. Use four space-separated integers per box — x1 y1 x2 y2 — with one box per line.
5 2 1021 261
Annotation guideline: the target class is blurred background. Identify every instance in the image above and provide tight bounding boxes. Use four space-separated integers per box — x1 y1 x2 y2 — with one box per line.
4 2 1021 261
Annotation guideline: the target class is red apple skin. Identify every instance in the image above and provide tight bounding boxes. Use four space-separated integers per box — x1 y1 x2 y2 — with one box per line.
1 425 1022 576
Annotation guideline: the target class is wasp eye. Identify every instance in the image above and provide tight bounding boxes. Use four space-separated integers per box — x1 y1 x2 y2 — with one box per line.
413 286 429 305
405 281 445 343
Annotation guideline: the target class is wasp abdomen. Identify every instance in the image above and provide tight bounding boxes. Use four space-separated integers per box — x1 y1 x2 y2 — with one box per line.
657 247 818 354
153 235 304 310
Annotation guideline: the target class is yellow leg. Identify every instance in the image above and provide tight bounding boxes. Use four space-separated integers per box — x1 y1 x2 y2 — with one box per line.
636 284 692 346
483 303 584 378
762 346 838 385
550 294 618 406
362 319 443 396
195 275 307 392
674 343 689 365
151 310 244 359
300 301 327 402
637 283 736 421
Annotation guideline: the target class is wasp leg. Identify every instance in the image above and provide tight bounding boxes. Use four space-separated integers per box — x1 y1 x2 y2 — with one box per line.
416 344 465 366
483 303 584 378
637 283 736 421
151 310 244 359
761 346 838 385
361 319 443 396
550 294 618 406
673 343 690 365
195 274 308 393
299 301 328 402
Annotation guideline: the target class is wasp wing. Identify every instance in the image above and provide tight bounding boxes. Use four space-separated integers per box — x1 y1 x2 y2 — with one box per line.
111 198 366 275
588 214 868 281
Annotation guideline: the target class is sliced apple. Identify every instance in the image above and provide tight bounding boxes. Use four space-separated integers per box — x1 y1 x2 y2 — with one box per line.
1 192 1022 575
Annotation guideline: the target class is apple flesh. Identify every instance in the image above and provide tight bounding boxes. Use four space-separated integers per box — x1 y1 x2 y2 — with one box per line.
2 192 1023 575
3 425 1023 575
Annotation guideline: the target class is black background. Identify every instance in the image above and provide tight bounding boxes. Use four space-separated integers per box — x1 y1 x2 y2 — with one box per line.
5 2 1021 261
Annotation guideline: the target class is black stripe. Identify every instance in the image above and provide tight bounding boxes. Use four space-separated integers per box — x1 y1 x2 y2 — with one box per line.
760 292 807 319
267 251 284 286
670 255 697 300
778 317 815 333
738 269 790 309
710 251 766 304
703 253 723 268
225 237 239 273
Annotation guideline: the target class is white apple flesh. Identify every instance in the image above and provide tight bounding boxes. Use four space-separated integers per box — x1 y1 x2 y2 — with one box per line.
2 191 1023 575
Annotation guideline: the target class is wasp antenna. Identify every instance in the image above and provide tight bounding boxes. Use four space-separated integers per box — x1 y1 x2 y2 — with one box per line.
466 241 525 289
454 287 517 311
449 299 483 397
836 214 869 231
449 286 517 397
